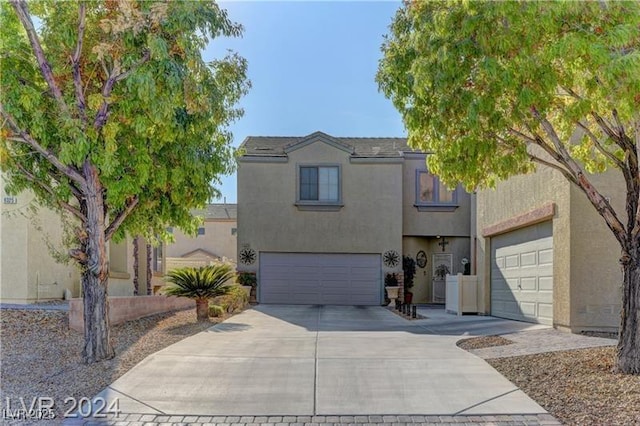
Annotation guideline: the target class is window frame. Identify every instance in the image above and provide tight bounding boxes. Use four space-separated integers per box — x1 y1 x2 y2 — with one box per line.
295 164 343 211
415 170 459 212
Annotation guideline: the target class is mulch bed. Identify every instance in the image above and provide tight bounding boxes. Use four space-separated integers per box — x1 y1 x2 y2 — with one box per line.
458 336 640 425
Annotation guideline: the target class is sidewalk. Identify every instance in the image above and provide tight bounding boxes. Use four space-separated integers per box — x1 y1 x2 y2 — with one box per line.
0 301 69 311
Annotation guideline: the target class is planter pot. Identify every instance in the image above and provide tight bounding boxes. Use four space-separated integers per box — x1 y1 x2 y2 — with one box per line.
404 291 413 304
241 285 252 298
384 286 400 307
386 286 400 300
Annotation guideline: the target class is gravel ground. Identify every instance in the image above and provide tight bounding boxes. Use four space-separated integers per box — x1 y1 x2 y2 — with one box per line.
0 307 228 424
459 336 640 425
456 335 514 350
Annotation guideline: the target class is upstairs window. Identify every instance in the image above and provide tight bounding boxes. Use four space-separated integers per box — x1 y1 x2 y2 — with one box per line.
299 166 339 202
416 171 458 210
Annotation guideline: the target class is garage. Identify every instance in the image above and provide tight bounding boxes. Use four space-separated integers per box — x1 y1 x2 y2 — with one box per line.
259 252 381 305
490 222 553 325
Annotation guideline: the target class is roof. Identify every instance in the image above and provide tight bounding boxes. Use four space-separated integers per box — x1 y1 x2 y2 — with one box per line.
180 248 220 259
240 131 419 158
191 203 237 220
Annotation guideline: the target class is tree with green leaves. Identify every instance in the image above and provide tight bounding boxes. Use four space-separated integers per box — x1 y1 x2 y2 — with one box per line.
0 0 249 363
164 263 235 321
377 1 640 373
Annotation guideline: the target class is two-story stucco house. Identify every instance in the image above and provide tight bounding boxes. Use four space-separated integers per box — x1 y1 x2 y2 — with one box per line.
237 131 471 305
164 203 238 272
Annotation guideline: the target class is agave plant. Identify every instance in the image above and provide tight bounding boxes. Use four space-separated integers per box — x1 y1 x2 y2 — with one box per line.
164 264 236 321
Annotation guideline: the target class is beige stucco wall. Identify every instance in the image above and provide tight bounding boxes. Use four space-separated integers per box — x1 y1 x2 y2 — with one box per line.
568 170 623 331
0 185 81 303
109 236 159 297
166 219 237 262
476 164 624 331
107 237 137 297
476 165 572 327
238 141 404 278
0 180 143 302
402 155 471 237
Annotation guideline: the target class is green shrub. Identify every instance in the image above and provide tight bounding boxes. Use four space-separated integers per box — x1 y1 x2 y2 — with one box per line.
237 271 257 287
208 304 226 318
163 263 235 321
212 284 248 313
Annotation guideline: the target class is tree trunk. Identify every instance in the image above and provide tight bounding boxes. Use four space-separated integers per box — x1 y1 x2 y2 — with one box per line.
195 298 209 321
146 243 152 295
617 251 640 374
132 237 139 296
81 161 114 363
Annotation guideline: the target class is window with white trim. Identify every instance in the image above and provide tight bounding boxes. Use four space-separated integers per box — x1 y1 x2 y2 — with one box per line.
299 166 340 202
416 171 458 209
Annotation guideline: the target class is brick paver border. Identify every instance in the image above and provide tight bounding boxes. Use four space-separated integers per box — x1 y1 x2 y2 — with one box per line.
63 413 562 426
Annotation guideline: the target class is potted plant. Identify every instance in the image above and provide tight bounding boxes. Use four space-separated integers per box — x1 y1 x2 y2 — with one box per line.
403 256 416 304
384 272 400 306
237 271 257 303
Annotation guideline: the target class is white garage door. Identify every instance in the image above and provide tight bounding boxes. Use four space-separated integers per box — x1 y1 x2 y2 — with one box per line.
259 253 381 305
491 222 553 325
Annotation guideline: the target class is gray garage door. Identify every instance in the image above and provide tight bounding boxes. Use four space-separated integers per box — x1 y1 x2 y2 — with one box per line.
259 253 381 305
491 222 553 325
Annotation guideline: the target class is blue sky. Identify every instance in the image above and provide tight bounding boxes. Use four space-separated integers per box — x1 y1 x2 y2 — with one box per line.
205 1 405 203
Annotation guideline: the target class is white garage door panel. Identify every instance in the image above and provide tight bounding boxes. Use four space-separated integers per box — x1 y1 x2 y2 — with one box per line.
260 253 381 305
491 222 553 325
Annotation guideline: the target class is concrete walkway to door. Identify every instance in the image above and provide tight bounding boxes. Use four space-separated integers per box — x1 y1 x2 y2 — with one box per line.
70 305 562 425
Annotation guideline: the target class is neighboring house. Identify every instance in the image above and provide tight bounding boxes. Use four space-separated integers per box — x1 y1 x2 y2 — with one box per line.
474 165 623 332
0 177 155 303
164 203 237 272
237 131 471 305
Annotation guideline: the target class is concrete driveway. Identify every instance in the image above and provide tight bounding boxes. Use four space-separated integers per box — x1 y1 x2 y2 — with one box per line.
94 305 549 418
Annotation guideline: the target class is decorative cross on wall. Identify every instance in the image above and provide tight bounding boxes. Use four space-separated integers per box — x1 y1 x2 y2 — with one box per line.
438 237 449 252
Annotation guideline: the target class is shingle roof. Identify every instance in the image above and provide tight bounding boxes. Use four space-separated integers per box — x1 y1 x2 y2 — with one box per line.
240 131 418 158
191 203 237 220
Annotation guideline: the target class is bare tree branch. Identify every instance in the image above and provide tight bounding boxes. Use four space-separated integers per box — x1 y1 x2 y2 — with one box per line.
72 2 88 125
530 106 628 248
576 121 625 169
69 248 88 264
612 109 627 140
14 162 87 223
10 0 70 115
591 111 631 150
1 104 87 188
560 85 582 100
528 153 579 186
507 127 538 144
523 121 574 171
104 196 139 242
93 49 150 130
